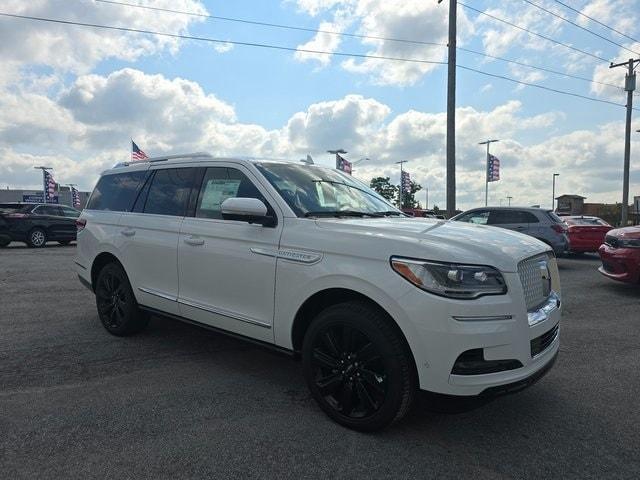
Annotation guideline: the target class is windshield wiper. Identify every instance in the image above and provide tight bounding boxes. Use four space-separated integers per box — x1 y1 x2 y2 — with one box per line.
304 210 384 218
374 210 407 217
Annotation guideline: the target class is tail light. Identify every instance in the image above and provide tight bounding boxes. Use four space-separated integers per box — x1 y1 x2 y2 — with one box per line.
76 218 87 232
551 223 566 234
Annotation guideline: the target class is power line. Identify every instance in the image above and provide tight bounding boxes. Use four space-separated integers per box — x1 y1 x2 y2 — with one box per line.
521 0 640 57
0 11 634 111
459 2 610 63
93 0 623 92
457 46 623 90
551 0 640 45
93 0 445 48
0 12 447 67
456 65 637 111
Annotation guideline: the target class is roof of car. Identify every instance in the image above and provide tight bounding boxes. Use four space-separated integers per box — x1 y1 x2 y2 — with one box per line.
464 206 551 212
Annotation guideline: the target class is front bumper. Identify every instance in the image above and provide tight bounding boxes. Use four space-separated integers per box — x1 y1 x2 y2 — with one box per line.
598 244 640 284
400 271 561 397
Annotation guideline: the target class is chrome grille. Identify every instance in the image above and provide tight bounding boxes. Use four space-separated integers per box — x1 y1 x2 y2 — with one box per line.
518 253 555 311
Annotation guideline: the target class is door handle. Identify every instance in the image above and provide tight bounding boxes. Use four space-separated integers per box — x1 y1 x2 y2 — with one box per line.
121 229 136 237
184 237 204 246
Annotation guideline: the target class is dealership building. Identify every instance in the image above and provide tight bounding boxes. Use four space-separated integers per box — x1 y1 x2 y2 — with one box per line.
0 186 91 208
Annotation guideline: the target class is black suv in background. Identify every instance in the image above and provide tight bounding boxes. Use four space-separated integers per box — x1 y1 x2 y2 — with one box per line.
0 203 81 247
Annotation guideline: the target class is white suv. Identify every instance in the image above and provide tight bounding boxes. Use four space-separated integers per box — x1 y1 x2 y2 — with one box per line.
76 153 561 431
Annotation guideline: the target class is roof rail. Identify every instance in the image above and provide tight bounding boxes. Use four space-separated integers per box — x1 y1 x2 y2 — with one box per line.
114 152 213 168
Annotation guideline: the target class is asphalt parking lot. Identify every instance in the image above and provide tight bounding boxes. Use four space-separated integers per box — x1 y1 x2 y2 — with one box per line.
1 244 639 479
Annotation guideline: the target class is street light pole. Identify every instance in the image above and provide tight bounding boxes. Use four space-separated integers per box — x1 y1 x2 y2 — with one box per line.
552 173 560 211
506 195 513 206
479 139 499 206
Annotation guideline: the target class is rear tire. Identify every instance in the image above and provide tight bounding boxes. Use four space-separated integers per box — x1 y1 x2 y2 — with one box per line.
95 262 149 336
302 301 415 431
27 228 47 248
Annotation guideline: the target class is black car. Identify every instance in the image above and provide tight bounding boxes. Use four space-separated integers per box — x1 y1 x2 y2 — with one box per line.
0 203 81 247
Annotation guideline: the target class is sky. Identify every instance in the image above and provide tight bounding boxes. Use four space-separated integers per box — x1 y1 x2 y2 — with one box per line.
0 0 639 210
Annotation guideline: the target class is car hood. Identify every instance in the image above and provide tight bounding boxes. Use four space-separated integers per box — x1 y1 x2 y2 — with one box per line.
608 226 640 239
314 217 550 272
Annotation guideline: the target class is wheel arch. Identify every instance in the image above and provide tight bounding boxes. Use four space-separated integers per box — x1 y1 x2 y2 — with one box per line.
90 251 125 292
290 288 417 379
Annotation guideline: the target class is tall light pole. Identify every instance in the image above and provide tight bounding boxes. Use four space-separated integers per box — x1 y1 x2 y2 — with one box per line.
396 160 409 208
439 0 457 218
34 166 53 204
552 173 560 211
327 149 347 169
351 157 369 173
479 139 499 206
506 195 513 206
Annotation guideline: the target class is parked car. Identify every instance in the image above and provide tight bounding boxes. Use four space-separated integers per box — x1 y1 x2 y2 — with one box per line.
598 226 640 284
451 207 569 256
564 216 613 253
403 208 446 220
76 154 561 431
0 202 81 247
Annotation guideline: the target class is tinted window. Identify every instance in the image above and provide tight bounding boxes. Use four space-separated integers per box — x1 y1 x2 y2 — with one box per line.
489 210 535 225
144 168 197 217
196 167 266 219
457 210 489 225
547 211 566 223
87 171 147 212
60 206 80 218
34 205 60 216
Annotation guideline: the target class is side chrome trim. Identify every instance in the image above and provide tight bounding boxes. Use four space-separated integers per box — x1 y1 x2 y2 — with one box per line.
250 247 322 265
453 315 513 322
138 287 178 302
528 291 561 327
178 297 272 329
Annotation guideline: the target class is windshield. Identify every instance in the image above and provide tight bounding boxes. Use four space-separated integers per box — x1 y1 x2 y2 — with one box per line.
256 162 400 217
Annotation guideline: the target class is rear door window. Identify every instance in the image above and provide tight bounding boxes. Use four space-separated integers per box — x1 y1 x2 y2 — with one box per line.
457 210 489 224
144 168 198 217
489 210 530 225
86 170 148 212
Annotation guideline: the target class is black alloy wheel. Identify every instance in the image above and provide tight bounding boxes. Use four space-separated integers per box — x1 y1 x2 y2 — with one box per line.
302 301 415 431
311 323 388 419
95 263 149 336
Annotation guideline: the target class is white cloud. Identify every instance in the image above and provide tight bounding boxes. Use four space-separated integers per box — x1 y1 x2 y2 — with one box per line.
0 0 207 74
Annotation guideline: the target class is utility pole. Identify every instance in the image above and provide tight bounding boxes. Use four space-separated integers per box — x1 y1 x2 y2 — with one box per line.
396 160 408 208
506 195 513 206
425 186 429 210
609 58 638 226
33 166 53 204
439 0 457 218
552 173 560 211
479 139 499 206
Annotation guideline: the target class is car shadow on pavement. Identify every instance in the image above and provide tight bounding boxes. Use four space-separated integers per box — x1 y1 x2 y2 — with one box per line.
2 242 76 250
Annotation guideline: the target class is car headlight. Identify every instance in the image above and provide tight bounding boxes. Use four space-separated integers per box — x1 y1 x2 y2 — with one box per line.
390 257 507 299
618 238 640 248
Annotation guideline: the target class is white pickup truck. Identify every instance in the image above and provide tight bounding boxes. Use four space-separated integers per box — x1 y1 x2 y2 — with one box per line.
76 153 561 431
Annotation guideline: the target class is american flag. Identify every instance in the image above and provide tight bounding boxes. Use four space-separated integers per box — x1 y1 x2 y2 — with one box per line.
487 154 500 182
132 140 149 161
336 153 352 175
71 186 81 209
401 171 412 191
44 170 57 202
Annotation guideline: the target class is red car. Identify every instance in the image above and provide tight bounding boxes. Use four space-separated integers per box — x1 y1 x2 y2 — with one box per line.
564 216 612 253
598 226 640 284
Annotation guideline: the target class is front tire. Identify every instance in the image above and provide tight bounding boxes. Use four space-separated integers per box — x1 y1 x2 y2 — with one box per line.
302 301 415 431
95 263 149 336
27 228 47 247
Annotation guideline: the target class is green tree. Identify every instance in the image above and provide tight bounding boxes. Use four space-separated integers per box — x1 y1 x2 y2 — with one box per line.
400 180 423 209
370 177 398 202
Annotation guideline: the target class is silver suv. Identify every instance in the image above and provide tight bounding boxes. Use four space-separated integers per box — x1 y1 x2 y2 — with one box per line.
452 207 569 255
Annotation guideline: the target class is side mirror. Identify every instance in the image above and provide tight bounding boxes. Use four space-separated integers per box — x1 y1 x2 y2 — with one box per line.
220 198 276 227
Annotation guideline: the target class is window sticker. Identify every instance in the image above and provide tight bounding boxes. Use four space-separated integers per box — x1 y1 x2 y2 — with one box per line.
200 179 241 211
